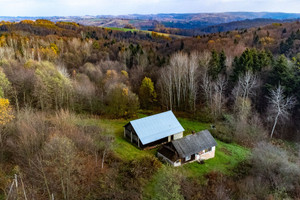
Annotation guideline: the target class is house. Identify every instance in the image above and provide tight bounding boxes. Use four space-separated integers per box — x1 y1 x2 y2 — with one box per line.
157 130 217 166
124 111 184 149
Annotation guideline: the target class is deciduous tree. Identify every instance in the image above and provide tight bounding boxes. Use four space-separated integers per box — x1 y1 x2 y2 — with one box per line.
267 85 296 138
139 77 157 109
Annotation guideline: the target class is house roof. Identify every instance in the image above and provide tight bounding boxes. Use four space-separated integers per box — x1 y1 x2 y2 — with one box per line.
128 111 184 145
172 130 217 158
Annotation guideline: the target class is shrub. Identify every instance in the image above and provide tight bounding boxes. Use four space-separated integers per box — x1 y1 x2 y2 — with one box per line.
251 142 300 193
210 123 234 143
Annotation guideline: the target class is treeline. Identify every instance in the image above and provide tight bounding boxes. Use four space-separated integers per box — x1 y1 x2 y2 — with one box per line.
0 20 300 137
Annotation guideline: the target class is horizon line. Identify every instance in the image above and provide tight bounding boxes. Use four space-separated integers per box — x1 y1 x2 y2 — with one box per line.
1 11 300 18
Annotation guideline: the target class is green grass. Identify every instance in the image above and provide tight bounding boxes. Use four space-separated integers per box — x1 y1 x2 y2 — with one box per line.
75 113 250 199
104 27 185 39
106 27 139 33
76 113 249 169
143 138 250 198
76 116 156 160
182 140 250 177
178 118 211 136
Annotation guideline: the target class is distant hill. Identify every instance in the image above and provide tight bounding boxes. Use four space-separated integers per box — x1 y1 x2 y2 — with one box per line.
196 18 297 34
0 12 300 35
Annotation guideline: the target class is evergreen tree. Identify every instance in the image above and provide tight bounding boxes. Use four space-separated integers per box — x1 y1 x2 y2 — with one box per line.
209 50 227 80
267 55 295 95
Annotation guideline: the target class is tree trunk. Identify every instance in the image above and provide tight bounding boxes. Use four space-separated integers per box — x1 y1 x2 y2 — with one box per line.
101 150 106 169
270 113 279 138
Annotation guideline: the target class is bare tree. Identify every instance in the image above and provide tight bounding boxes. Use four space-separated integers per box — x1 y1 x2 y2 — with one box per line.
159 67 173 110
233 71 258 111
158 52 199 111
267 85 296 138
212 75 227 116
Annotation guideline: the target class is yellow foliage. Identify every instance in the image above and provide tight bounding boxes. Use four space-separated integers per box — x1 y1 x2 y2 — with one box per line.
235 34 241 39
50 43 59 55
122 87 129 96
0 36 6 47
56 21 79 27
151 31 171 40
106 70 118 79
259 37 275 46
0 98 14 125
208 40 215 44
121 70 128 78
272 23 282 27
0 21 12 26
35 19 55 26
20 20 34 24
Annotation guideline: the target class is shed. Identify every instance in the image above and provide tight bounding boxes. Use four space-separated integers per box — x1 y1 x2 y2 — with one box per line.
124 111 184 149
157 130 217 166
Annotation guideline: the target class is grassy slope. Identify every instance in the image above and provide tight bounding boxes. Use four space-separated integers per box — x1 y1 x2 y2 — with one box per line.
77 114 249 169
105 27 185 39
76 113 250 199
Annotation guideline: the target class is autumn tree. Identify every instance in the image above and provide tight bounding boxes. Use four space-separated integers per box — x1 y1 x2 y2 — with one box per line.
139 77 157 109
33 62 73 110
0 98 14 126
0 68 11 98
105 84 139 118
0 98 14 160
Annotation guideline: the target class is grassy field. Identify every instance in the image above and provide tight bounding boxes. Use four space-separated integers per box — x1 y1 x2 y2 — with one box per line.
77 113 249 172
104 27 185 39
106 27 139 33
76 113 250 199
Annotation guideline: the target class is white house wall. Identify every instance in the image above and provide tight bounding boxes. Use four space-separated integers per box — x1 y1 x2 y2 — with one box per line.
199 146 216 160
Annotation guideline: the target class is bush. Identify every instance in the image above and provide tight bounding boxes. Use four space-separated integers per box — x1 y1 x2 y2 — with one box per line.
210 124 234 143
251 142 300 193
194 107 214 123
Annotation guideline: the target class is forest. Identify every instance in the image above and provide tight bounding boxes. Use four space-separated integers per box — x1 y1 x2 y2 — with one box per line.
1 19 300 199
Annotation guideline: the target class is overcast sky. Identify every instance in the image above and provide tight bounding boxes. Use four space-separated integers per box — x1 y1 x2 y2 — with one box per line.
0 0 299 16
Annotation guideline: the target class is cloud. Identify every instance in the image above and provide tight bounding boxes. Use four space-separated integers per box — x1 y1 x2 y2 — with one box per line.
0 0 299 16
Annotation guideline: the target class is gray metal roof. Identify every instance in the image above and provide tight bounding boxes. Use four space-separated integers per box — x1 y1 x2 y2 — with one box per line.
129 111 184 145
172 130 217 158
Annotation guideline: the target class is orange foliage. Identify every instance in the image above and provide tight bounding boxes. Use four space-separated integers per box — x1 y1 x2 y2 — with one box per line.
20 20 34 24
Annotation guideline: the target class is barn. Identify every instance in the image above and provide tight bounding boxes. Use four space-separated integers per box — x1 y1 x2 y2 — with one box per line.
157 130 217 166
124 111 184 149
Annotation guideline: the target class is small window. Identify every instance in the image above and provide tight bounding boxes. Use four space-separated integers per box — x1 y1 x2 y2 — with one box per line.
205 147 212 153
185 155 191 161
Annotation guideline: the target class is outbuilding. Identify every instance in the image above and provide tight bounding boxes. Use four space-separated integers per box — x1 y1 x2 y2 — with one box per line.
124 111 184 149
157 130 217 166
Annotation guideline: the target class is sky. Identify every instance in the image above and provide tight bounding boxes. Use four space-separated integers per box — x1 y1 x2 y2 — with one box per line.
0 0 299 16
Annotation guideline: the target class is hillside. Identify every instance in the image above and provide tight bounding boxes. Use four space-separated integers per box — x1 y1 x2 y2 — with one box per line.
1 12 300 36
1 19 300 199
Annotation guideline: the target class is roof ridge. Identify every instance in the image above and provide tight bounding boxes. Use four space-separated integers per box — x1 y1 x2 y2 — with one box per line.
130 110 173 123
